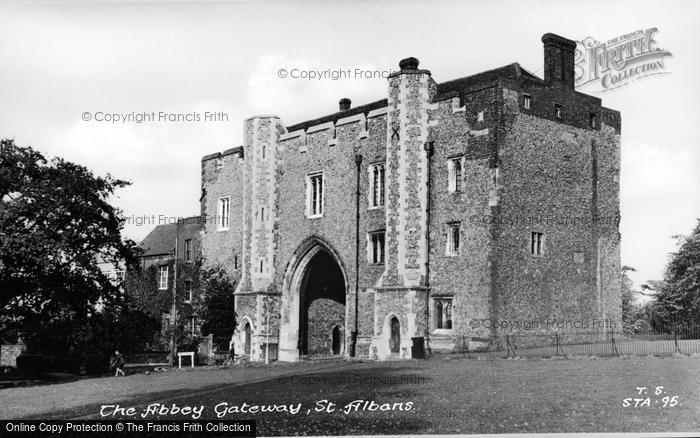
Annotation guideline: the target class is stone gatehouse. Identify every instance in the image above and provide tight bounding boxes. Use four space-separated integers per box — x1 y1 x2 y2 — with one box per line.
200 33 622 361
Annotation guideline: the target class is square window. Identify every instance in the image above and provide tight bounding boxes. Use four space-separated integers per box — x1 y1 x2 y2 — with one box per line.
184 280 192 302
368 163 385 208
369 231 385 264
218 197 230 230
184 239 192 262
435 298 453 330
531 232 544 256
158 265 168 290
114 270 125 282
446 223 461 256
448 157 463 193
306 172 324 217
523 94 531 110
477 111 484 122
188 317 196 335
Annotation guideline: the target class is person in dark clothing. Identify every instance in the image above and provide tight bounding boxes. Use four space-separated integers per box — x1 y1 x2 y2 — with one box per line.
110 350 125 377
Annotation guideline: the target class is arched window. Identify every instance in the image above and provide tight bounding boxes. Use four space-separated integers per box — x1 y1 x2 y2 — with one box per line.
445 302 453 329
435 299 453 330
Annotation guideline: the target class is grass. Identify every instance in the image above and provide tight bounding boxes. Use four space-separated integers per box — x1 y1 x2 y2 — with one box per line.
10 356 698 435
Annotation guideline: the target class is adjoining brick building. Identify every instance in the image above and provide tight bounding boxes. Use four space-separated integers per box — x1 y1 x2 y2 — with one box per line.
135 217 202 346
200 33 622 361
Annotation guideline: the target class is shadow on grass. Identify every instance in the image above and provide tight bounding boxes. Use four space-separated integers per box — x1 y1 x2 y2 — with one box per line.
22 365 433 435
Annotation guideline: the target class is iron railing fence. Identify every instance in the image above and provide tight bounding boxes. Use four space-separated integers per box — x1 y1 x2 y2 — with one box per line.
448 325 700 359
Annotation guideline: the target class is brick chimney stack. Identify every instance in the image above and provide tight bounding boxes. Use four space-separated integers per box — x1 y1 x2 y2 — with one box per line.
339 98 351 111
542 33 577 89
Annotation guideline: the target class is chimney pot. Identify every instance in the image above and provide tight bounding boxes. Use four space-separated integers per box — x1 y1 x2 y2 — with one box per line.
339 98 351 111
398 57 420 71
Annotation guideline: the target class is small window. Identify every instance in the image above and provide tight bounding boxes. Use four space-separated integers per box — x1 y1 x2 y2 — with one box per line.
477 111 484 122
184 280 192 302
260 259 264 273
446 223 460 256
188 317 196 335
589 113 597 128
306 172 324 217
369 163 385 208
369 231 385 264
234 255 238 270
523 94 531 110
218 197 230 230
448 157 463 193
531 232 544 256
158 265 168 290
435 298 453 330
114 270 125 282
184 239 192 262
554 104 562 119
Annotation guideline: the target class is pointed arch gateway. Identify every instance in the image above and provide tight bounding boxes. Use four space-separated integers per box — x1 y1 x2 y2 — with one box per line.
278 237 348 361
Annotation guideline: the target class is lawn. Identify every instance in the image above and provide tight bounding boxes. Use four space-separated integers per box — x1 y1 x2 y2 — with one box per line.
6 356 700 435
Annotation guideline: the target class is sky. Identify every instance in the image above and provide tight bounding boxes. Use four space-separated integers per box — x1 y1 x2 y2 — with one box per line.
1 0 698 292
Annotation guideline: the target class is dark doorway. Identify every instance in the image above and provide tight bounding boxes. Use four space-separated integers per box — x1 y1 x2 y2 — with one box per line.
243 322 251 355
332 325 342 355
299 250 346 356
389 317 400 354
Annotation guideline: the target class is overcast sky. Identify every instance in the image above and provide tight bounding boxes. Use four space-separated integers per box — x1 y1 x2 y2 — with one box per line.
1 0 698 291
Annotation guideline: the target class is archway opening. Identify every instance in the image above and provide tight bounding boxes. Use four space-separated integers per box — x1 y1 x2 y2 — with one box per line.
299 250 346 357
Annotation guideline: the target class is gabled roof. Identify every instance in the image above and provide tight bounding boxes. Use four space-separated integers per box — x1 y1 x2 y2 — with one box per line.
138 216 201 257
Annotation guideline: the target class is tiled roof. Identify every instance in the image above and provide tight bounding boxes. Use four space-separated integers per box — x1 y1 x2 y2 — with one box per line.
138 216 202 257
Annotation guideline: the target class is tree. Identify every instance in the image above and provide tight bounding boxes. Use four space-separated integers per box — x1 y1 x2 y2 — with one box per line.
199 266 237 351
0 139 139 367
652 219 700 327
620 266 653 333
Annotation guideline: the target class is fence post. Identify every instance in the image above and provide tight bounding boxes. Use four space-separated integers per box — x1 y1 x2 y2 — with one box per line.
674 331 682 355
555 332 565 357
611 331 619 357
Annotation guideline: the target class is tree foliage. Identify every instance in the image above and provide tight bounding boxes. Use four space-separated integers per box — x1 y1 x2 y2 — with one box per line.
0 139 142 370
652 219 700 326
620 266 653 333
199 266 237 351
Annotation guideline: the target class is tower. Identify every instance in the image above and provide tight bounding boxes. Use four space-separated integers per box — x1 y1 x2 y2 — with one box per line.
372 57 437 359
235 115 284 361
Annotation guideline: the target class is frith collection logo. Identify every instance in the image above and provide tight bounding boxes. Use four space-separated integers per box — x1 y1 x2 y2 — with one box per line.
575 28 672 92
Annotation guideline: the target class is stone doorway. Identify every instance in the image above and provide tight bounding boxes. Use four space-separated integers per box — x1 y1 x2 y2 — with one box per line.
243 322 251 355
331 325 343 355
389 317 400 354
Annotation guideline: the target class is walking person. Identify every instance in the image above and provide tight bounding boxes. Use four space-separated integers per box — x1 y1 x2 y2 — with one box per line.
110 350 125 377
